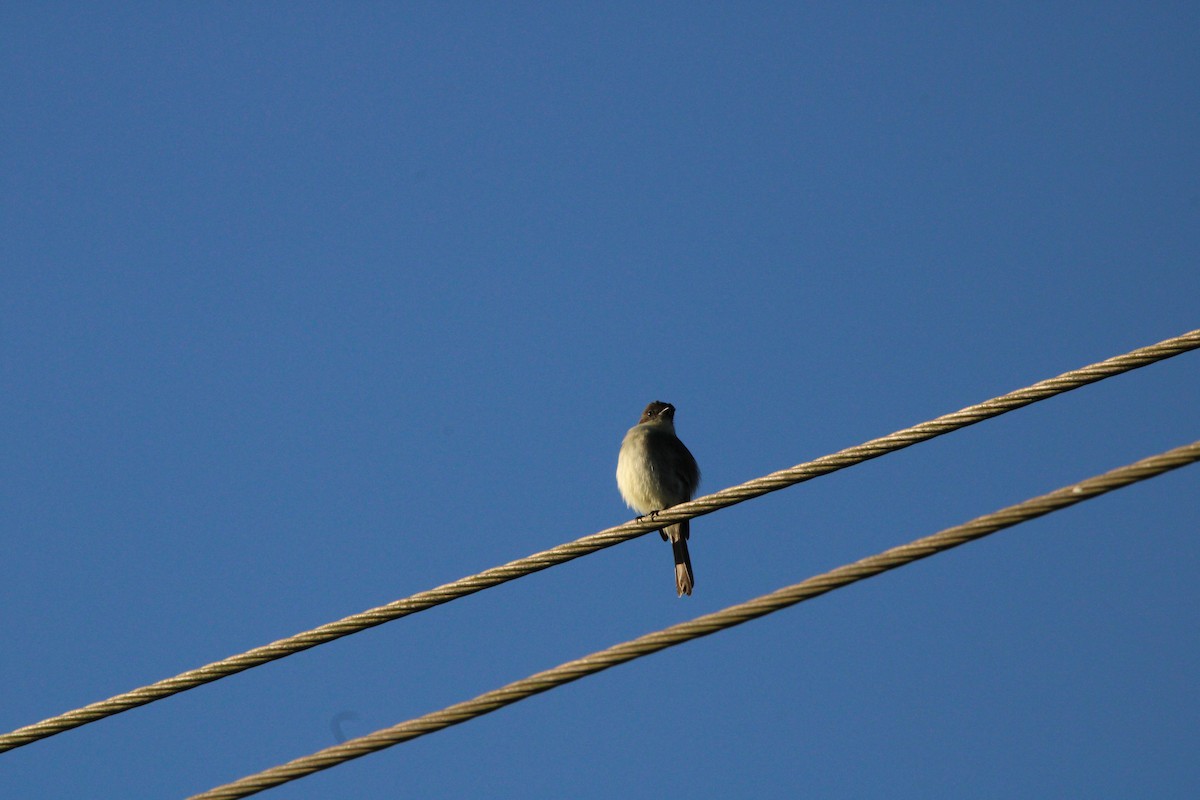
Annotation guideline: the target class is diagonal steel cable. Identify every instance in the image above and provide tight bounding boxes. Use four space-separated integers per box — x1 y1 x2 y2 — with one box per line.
188 440 1200 799
1 329 1197 754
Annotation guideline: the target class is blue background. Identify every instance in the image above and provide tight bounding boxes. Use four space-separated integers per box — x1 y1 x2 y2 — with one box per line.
3 4 1198 798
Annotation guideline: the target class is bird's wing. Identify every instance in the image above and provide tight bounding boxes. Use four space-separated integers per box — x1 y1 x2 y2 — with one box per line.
647 428 700 499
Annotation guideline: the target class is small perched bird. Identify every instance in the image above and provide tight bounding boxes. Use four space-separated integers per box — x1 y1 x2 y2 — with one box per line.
616 401 701 596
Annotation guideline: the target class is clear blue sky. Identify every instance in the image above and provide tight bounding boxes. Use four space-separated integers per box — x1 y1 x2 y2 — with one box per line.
3 4 1198 798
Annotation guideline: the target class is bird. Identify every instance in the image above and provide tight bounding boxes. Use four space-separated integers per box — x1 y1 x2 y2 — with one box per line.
616 401 701 596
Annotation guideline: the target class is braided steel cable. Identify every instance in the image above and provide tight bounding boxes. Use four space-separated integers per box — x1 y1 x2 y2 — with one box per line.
188 440 1200 799
1 329 1197 754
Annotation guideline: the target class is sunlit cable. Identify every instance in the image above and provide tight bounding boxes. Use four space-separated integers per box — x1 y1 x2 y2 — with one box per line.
1 329 1197 754
187 439 1200 799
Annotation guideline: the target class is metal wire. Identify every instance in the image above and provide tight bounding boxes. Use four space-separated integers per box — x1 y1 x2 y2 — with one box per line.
188 440 1200 799
1 329 1197 754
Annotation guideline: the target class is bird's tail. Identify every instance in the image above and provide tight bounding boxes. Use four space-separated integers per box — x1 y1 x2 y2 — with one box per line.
666 520 694 597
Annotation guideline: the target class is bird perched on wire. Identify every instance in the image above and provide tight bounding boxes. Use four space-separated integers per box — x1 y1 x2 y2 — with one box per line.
616 401 701 596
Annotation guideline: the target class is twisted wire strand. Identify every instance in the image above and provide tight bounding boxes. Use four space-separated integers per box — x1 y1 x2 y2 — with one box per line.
2 329 1197 754
189 440 1200 799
